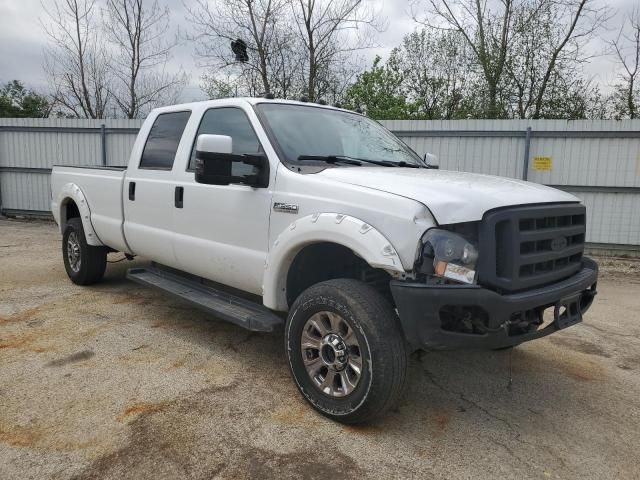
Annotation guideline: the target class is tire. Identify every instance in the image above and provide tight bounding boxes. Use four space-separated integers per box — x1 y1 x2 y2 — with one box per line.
62 217 107 285
285 279 407 424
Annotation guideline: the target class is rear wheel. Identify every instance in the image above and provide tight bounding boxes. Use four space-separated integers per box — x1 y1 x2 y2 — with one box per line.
62 218 107 285
285 279 407 424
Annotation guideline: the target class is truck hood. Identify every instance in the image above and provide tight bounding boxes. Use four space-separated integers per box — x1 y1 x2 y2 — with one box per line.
317 167 579 224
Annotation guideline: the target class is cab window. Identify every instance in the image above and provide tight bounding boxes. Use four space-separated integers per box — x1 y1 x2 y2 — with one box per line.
139 111 191 170
188 107 261 175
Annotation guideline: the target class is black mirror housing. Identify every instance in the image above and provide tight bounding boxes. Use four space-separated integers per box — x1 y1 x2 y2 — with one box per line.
195 151 269 188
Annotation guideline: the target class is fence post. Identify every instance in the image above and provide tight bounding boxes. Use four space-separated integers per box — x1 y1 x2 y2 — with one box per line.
522 126 532 180
100 123 106 166
0 128 3 215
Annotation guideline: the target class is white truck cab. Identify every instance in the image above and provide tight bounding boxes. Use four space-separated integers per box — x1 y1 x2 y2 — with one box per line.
51 98 598 423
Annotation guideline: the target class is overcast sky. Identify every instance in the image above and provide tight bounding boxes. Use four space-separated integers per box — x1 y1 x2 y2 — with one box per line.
0 0 637 101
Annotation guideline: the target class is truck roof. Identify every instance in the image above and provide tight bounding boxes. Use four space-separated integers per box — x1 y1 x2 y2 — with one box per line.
150 97 350 116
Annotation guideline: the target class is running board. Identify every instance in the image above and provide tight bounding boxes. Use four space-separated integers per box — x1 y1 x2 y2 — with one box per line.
126 266 283 333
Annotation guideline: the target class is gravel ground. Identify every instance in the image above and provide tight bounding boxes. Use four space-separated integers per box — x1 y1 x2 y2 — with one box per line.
1 218 639 480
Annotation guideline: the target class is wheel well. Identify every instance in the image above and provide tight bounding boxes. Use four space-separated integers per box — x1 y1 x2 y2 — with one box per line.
63 199 80 227
286 242 393 308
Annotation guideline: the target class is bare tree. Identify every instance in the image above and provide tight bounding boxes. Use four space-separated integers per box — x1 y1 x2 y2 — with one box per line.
609 7 640 119
291 0 383 102
503 3 548 118
104 0 185 118
412 0 524 118
503 1 606 118
185 0 295 97
186 0 382 102
412 0 607 118
528 0 609 118
42 0 111 118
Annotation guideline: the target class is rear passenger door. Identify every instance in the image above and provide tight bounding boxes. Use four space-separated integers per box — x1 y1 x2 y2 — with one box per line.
123 110 191 267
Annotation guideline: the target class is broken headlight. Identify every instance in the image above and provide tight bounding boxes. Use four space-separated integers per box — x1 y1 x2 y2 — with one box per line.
418 229 479 284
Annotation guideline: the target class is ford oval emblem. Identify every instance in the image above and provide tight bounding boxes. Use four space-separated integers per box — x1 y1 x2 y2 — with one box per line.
551 236 568 251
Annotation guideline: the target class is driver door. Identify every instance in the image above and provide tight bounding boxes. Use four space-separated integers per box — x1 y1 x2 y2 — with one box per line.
171 107 273 296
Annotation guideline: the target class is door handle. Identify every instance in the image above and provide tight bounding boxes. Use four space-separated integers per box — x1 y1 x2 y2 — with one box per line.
128 182 136 201
174 186 184 208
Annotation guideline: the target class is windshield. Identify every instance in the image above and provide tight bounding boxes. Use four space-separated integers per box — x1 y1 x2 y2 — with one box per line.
255 103 424 167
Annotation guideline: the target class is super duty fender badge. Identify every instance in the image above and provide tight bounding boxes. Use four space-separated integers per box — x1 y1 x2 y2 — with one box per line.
273 202 299 214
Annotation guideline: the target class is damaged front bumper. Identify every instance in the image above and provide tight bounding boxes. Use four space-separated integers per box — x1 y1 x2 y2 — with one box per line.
391 257 598 351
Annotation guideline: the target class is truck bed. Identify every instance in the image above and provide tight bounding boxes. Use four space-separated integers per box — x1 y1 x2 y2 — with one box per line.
51 165 129 252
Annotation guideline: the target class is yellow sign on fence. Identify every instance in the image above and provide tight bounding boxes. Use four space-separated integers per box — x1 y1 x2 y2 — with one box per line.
533 156 552 171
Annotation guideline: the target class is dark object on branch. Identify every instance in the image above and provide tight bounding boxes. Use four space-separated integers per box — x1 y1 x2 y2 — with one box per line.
231 39 249 62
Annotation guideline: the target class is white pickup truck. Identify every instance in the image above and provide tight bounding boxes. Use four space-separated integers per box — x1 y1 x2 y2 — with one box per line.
51 98 598 423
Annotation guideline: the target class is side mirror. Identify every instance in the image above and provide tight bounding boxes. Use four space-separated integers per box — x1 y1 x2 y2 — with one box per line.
424 152 439 169
194 134 269 188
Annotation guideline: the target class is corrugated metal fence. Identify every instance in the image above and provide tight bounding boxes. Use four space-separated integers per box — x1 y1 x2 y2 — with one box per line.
381 120 640 253
0 118 142 213
1 117 639 253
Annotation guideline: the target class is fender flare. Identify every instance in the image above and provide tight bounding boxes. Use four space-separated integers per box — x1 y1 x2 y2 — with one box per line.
262 213 405 311
55 183 103 246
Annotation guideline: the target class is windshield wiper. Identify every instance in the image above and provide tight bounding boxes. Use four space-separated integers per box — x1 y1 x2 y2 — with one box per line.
372 160 422 168
297 155 364 166
297 155 424 168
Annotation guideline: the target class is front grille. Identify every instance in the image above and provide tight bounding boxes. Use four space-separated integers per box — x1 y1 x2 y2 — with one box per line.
478 203 586 292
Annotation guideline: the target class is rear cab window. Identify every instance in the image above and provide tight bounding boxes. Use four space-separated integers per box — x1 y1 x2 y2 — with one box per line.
139 111 191 170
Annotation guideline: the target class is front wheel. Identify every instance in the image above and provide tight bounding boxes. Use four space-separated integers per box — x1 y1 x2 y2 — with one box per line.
62 217 107 285
285 279 407 424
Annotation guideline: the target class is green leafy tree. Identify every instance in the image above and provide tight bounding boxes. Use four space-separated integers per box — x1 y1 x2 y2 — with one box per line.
343 56 411 119
388 29 476 119
535 76 604 119
0 80 51 118
609 83 640 120
201 72 240 99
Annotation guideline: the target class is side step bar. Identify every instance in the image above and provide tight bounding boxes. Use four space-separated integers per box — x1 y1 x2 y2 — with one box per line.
126 266 283 333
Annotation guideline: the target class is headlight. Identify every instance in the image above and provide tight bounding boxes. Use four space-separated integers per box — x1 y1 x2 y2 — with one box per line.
418 229 478 284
